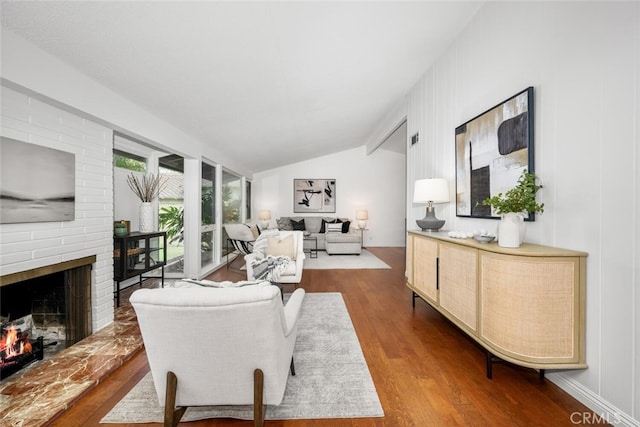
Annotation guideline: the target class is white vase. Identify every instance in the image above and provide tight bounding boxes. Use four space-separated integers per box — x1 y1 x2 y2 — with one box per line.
498 212 524 248
139 202 154 233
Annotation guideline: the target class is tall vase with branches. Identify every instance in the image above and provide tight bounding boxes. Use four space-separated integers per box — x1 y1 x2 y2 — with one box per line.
127 172 167 232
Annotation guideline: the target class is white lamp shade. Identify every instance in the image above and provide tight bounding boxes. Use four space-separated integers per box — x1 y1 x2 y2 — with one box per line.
258 210 271 220
356 210 368 220
413 178 449 204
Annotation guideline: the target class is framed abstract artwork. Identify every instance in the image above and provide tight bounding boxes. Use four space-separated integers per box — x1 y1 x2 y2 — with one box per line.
455 87 534 220
0 137 75 224
293 179 336 213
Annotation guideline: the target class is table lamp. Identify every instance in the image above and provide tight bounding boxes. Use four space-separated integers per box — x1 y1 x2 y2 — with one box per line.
356 210 368 229
413 178 449 231
258 210 271 229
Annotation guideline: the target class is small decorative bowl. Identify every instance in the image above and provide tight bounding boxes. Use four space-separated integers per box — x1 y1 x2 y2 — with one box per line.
473 234 495 244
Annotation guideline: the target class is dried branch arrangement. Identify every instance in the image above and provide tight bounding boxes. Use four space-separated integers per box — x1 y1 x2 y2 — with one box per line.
126 172 167 202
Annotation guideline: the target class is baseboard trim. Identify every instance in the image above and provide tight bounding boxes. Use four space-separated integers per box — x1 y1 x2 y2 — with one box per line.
547 372 639 427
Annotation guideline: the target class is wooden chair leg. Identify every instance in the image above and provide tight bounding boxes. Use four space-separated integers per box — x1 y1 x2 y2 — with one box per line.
165 371 187 427
254 368 265 427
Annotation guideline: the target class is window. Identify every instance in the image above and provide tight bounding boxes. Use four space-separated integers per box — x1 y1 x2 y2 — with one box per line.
201 162 216 269
158 155 184 277
113 149 146 172
246 180 252 221
221 169 242 258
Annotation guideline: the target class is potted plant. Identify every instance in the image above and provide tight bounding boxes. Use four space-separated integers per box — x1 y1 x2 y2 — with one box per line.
481 170 543 247
127 172 166 232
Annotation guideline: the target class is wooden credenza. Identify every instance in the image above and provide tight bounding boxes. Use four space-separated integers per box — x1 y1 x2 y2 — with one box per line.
406 230 587 377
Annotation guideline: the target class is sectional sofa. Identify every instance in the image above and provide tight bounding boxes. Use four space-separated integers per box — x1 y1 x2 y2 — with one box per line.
275 216 362 255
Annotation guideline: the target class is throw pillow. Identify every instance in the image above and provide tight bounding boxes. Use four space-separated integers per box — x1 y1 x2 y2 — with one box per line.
325 223 343 233
253 229 280 257
320 218 337 233
341 220 351 233
248 223 260 239
304 216 322 233
290 218 306 231
276 217 293 231
265 235 296 260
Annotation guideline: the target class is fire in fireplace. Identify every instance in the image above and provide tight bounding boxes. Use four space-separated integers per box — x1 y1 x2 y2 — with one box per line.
1 315 44 379
0 256 94 380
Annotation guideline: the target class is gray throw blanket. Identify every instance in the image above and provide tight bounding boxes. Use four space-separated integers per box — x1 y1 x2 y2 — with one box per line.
251 255 291 282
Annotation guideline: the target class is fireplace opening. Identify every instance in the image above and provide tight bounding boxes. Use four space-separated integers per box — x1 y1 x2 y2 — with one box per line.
0 262 92 380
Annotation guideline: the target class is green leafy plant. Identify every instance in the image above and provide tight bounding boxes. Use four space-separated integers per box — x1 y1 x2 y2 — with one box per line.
126 172 167 202
481 170 544 215
159 206 184 244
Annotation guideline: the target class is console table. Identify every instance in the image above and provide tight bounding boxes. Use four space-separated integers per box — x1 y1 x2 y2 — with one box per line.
114 231 166 307
406 230 587 378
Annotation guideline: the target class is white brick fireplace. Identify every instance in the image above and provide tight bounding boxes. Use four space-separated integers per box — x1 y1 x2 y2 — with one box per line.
0 86 115 331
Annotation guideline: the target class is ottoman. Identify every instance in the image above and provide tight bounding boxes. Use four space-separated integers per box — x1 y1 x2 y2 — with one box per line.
325 232 362 255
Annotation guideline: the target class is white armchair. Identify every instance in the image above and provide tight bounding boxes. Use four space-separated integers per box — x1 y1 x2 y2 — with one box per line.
244 230 305 285
131 284 306 427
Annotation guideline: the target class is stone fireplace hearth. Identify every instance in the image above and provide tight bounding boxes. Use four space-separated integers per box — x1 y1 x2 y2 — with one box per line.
0 256 95 379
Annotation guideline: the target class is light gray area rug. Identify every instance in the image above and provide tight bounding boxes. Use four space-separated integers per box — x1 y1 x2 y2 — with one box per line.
101 293 383 423
304 249 390 270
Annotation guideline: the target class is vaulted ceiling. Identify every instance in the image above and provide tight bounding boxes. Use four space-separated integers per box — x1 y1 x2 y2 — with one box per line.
0 1 482 172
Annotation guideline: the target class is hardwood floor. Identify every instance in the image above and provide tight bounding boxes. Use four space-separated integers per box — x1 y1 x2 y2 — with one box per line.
51 247 603 426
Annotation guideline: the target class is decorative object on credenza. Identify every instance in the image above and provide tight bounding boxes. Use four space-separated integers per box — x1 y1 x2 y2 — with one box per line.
293 179 336 213
114 220 128 237
480 170 544 248
258 210 272 229
473 233 496 244
356 210 368 229
413 178 449 231
0 137 75 224
126 172 166 232
455 87 534 219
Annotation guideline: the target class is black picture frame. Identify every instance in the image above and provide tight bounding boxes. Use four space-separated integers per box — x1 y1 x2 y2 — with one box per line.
455 87 535 220
293 179 336 213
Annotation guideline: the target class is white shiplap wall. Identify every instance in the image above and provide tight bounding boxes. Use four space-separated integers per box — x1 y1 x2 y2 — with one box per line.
0 86 115 331
406 2 639 425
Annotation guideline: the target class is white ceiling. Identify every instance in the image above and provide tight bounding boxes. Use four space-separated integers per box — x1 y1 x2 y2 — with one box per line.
0 1 482 172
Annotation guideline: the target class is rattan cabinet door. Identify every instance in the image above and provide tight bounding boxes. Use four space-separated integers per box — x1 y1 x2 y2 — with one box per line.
438 242 478 333
413 235 439 304
479 252 580 364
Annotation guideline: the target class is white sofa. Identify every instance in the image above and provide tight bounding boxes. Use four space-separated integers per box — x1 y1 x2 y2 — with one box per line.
131 284 306 427
275 216 360 252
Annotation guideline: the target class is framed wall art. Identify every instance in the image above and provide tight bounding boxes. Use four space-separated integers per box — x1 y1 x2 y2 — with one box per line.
0 137 75 224
293 179 336 213
455 87 534 220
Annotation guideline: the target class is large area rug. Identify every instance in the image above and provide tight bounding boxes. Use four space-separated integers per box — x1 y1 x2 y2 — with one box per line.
304 249 390 270
101 293 383 423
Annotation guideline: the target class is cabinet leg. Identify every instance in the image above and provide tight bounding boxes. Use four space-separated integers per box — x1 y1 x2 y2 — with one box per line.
486 351 493 379
539 369 545 380
412 291 417 308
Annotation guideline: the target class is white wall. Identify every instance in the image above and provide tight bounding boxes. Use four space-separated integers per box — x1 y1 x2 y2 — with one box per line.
0 86 115 332
253 146 406 247
406 2 639 425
